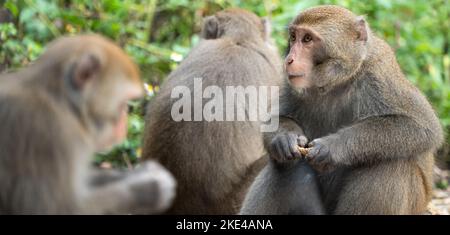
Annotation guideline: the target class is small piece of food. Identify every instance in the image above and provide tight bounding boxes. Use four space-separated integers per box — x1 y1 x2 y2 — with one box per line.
298 146 310 156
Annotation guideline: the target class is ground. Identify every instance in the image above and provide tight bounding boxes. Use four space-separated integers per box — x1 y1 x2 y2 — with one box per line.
429 167 450 215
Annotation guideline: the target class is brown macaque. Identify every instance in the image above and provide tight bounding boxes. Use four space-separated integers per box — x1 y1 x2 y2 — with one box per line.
0 34 175 214
142 9 283 214
241 5 443 215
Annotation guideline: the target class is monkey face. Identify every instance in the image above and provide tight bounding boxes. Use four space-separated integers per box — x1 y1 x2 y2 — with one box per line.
90 81 143 152
285 7 370 92
285 26 324 90
85 70 143 152
50 35 144 152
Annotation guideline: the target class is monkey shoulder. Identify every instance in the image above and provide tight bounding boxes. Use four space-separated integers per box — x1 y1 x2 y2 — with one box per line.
353 72 393 113
169 39 279 88
355 67 441 135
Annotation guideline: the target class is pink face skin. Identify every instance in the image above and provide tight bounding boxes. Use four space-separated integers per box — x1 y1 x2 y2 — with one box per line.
95 102 131 152
97 85 143 152
108 89 143 148
285 26 323 90
113 104 129 144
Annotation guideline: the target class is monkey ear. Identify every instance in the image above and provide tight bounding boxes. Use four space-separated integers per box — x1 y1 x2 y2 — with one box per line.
356 16 368 42
201 16 219 39
72 53 101 89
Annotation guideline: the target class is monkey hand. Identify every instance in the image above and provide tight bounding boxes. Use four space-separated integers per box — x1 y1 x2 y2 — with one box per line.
305 138 336 172
269 132 308 162
127 161 176 214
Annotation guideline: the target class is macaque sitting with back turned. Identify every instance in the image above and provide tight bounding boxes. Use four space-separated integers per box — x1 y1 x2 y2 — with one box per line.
141 8 283 214
0 34 175 214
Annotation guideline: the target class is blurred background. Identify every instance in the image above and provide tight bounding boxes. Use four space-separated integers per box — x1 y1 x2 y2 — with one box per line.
0 1 449 174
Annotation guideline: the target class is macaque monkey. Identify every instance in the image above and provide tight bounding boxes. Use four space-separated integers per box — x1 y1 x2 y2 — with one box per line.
241 5 443 215
142 9 283 214
0 34 176 214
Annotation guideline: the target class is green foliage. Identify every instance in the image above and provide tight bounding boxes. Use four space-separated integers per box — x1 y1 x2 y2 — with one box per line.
1 0 449 167
436 178 449 190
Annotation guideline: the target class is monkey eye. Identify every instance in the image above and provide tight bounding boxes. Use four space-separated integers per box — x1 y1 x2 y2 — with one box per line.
302 34 313 43
290 33 296 42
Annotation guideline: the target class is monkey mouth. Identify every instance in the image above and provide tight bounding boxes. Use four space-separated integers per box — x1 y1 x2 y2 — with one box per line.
287 73 310 89
288 73 306 80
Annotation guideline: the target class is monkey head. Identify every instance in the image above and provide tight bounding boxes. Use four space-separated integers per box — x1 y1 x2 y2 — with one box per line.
36 35 144 152
285 5 370 92
201 8 275 47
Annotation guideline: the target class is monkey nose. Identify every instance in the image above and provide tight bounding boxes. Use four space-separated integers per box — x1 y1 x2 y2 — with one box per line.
286 58 294 65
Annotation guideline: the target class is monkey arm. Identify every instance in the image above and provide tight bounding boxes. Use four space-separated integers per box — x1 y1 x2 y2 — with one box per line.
89 168 129 186
80 175 137 214
80 161 175 214
82 169 138 214
81 172 166 214
326 114 443 166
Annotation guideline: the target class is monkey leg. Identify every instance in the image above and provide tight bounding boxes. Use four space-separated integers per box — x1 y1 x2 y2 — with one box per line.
240 159 325 215
333 158 431 215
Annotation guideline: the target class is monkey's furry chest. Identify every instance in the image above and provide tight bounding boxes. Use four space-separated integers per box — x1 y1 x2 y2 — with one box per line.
296 96 357 140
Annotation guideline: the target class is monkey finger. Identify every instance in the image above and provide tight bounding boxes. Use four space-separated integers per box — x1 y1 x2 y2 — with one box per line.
287 134 302 159
305 146 320 160
288 147 301 159
297 135 308 147
270 137 285 161
272 137 291 161
309 146 330 164
307 139 318 148
273 142 286 162
281 135 294 160
307 140 327 160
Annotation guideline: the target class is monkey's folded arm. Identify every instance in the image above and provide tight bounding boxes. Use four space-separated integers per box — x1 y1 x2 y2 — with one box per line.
89 168 128 186
326 114 442 166
79 161 176 214
79 174 136 214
